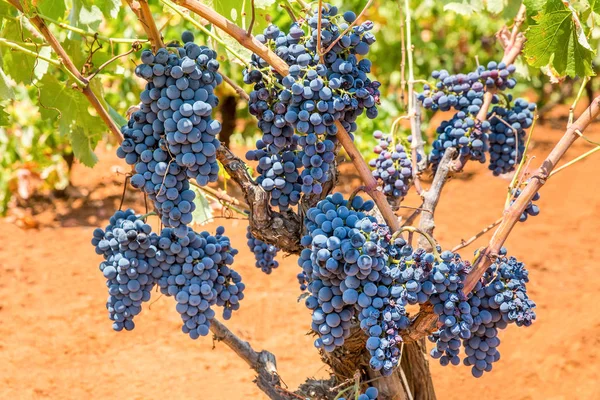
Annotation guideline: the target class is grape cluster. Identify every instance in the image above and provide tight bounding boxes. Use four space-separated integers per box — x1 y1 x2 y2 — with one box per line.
246 226 280 274
429 111 490 170
244 4 380 210
339 387 379 400
298 194 537 378
93 210 245 339
462 249 536 377
92 209 157 331
246 147 303 210
300 193 391 352
419 61 521 171
488 97 536 175
369 130 413 208
117 31 222 237
478 61 517 91
427 252 472 367
511 187 540 222
154 226 243 338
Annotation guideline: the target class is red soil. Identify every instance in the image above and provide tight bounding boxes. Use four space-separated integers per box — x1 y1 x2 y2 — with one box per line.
1 110 599 399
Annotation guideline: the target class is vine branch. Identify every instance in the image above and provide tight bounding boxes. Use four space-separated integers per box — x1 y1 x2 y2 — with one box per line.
125 0 164 51
210 319 302 400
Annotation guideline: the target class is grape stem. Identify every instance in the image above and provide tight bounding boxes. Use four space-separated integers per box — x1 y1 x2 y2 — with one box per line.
160 0 248 65
451 217 503 252
392 226 441 262
5 0 124 143
221 72 251 100
568 76 590 127
318 0 374 56
124 0 164 51
136 211 157 220
505 115 538 208
247 0 256 36
280 0 298 22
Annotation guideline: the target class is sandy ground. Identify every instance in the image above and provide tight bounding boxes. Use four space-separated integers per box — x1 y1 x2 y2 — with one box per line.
1 110 600 400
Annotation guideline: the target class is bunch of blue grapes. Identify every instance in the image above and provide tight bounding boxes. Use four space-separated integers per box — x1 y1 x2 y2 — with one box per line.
428 111 490 170
369 130 413 208
419 61 520 171
299 192 391 352
243 4 380 208
462 249 536 377
246 226 280 274
427 252 472 367
117 31 222 237
339 387 379 400
488 96 536 175
419 62 516 111
92 209 158 331
154 226 243 339
246 146 303 210
359 244 438 376
511 187 540 222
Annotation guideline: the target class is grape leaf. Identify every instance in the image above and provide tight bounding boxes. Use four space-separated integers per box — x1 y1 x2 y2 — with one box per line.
39 75 105 167
0 18 52 83
77 0 120 19
443 1 483 16
523 0 595 78
70 126 98 167
523 0 545 15
0 104 9 126
69 0 102 33
191 187 214 226
0 1 12 17
37 0 67 20
485 0 505 14
0 66 14 100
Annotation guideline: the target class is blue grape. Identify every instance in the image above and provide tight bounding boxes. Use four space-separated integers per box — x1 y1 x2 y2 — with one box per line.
246 226 280 274
510 186 540 222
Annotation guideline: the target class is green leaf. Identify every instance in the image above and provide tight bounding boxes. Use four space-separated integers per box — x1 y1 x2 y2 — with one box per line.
443 1 483 16
108 105 127 127
0 18 50 83
70 126 98 167
523 0 545 16
39 75 104 166
255 0 277 8
191 187 214 226
523 0 595 77
0 103 9 126
485 0 505 14
0 66 14 100
208 0 273 33
0 2 13 18
69 0 103 33
37 0 67 20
